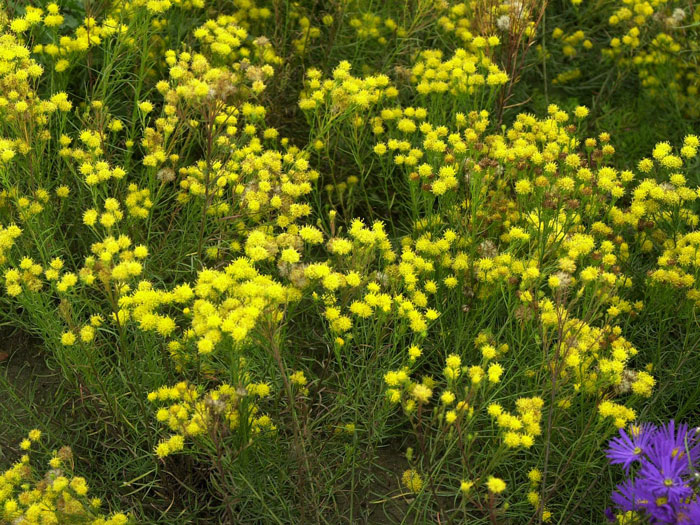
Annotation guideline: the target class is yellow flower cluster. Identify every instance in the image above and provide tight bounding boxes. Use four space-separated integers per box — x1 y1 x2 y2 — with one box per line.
5 256 44 296
0 32 69 160
179 142 318 225
31 7 127 73
299 61 398 113
488 397 543 449
551 26 593 58
59 126 127 186
149 381 274 458
558 0 700 116
0 186 52 222
0 433 130 524
651 231 700 305
401 469 423 493
119 257 296 363
349 12 405 45
194 16 280 68
437 1 537 43
0 223 21 264
83 234 147 285
411 48 508 97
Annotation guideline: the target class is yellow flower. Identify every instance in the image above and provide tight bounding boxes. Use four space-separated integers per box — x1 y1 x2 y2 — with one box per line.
290 371 307 386
411 383 432 403
528 469 542 484
155 441 170 458
486 476 506 494
61 332 76 346
402 469 423 493
440 391 455 405
574 106 589 118
481 345 496 360
515 179 532 195
83 209 98 226
487 363 504 383
446 354 461 369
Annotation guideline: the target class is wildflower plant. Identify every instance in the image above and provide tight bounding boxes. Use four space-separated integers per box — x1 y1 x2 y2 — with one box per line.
0 0 698 523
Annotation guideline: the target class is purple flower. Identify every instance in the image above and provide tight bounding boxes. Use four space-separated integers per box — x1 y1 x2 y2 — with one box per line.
677 499 700 523
610 478 649 512
607 423 656 472
639 446 693 507
639 421 698 509
606 420 700 524
653 421 700 467
646 500 680 524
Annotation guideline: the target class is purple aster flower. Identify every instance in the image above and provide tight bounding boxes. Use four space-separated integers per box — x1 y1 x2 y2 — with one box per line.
638 421 697 510
610 478 649 512
611 477 684 524
678 499 700 523
653 421 700 467
646 500 682 523
606 420 700 524
607 423 656 472
638 447 693 508
659 420 700 468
